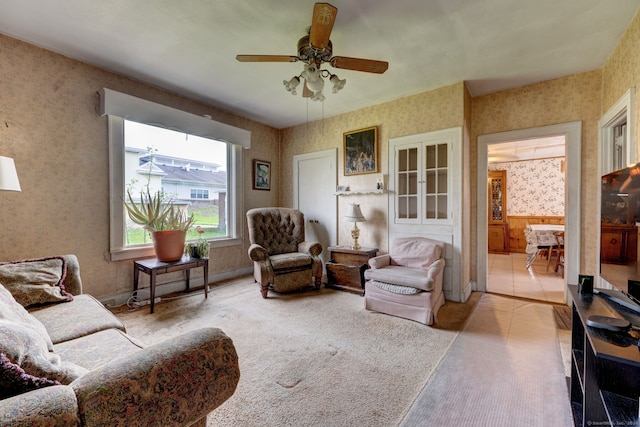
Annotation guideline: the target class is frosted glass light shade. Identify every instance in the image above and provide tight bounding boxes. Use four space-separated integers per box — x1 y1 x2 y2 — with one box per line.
0 156 21 192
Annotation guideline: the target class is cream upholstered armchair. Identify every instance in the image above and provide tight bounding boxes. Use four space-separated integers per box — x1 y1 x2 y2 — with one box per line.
364 237 446 325
246 207 323 298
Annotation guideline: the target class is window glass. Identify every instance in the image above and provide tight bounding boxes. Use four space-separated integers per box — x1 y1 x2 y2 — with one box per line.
123 120 230 248
424 143 448 220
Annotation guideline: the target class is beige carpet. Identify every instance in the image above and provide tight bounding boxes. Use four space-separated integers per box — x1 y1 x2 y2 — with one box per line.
113 278 477 426
400 294 572 426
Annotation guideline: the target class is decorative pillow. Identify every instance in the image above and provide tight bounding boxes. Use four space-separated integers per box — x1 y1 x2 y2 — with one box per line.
0 283 54 352
0 319 87 387
0 352 59 399
0 257 73 308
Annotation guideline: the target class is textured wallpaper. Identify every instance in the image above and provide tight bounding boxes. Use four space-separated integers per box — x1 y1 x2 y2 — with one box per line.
602 10 640 123
472 70 602 277
0 34 280 299
489 159 565 216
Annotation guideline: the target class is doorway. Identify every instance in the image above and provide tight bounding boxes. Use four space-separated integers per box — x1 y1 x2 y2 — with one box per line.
293 148 338 270
477 122 582 305
486 137 566 303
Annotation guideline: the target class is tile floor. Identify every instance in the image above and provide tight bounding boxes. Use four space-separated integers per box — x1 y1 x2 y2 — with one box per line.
487 251 566 304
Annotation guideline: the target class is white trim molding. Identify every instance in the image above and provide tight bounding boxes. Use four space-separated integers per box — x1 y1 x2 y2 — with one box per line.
477 122 581 305
599 88 636 175
99 88 251 148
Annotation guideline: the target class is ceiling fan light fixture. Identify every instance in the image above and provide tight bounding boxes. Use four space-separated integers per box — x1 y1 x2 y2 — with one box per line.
330 74 346 93
283 76 301 95
310 90 325 102
238 4 388 103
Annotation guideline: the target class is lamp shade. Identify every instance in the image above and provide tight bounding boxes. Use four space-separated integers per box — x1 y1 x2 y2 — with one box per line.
344 203 365 222
0 156 21 192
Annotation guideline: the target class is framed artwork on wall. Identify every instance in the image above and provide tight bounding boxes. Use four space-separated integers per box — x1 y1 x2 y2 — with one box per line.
253 159 271 191
344 126 378 176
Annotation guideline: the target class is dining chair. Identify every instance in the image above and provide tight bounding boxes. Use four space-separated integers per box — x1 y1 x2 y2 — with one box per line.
553 231 565 277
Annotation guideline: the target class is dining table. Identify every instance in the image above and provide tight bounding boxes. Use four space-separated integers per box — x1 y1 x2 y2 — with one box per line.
525 224 565 268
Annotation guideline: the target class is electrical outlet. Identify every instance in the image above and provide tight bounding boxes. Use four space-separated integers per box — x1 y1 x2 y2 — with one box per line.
138 297 161 306
102 299 116 308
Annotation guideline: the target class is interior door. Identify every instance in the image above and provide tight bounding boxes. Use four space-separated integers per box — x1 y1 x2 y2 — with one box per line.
293 149 337 271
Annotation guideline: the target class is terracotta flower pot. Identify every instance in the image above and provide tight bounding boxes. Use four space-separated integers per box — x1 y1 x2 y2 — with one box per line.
152 230 187 262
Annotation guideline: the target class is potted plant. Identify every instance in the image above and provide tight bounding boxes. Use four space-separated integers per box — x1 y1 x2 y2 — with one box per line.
124 187 195 262
185 226 211 259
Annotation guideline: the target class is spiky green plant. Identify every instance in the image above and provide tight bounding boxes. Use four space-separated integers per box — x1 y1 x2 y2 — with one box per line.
124 188 194 232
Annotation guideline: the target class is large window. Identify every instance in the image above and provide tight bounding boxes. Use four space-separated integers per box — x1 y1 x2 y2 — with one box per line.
102 88 248 261
108 117 244 261
122 120 229 247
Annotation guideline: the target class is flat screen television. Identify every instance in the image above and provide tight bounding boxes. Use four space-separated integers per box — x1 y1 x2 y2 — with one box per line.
600 162 640 291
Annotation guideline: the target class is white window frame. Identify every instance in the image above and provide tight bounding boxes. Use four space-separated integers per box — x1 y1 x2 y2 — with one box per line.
103 91 247 261
600 88 636 175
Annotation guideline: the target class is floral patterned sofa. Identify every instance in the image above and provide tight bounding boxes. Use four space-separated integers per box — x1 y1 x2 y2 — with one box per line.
0 254 240 426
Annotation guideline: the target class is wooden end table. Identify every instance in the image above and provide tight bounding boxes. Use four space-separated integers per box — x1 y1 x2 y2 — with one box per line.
133 255 208 313
326 246 378 296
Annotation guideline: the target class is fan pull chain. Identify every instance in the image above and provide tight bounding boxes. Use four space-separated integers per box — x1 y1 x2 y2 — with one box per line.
322 100 325 135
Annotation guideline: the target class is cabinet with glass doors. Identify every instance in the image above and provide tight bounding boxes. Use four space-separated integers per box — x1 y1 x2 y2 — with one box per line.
395 143 449 223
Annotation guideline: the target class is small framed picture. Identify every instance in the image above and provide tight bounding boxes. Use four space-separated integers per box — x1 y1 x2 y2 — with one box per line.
253 159 271 191
344 126 378 176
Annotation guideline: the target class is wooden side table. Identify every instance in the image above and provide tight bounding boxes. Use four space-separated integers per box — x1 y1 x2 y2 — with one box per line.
326 246 378 296
133 255 208 313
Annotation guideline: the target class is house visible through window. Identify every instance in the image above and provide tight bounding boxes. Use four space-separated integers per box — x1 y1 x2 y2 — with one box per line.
123 120 229 247
190 189 209 199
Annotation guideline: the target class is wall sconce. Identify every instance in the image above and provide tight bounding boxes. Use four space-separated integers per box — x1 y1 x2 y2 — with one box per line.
0 156 21 192
344 203 366 250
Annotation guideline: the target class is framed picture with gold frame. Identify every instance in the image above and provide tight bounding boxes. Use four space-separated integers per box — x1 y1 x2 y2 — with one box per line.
253 159 271 191
344 126 378 176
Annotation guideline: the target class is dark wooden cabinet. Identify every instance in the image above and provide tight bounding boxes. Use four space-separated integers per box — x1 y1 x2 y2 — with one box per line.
326 246 378 296
601 224 637 264
488 223 509 254
488 170 509 253
569 285 640 426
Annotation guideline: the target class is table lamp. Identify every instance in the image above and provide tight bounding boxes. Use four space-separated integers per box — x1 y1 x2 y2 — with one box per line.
344 203 366 250
0 156 21 192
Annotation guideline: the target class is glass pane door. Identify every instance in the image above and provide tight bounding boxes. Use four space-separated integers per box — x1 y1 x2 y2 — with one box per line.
424 143 448 220
397 147 418 219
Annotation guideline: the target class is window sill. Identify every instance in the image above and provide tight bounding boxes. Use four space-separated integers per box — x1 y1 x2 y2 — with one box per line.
110 237 243 262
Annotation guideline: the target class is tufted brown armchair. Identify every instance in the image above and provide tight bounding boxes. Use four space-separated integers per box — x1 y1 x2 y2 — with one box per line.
246 207 323 298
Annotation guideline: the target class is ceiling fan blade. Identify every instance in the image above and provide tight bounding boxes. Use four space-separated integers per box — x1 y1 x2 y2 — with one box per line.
303 81 314 98
330 56 388 74
236 55 299 63
309 3 337 50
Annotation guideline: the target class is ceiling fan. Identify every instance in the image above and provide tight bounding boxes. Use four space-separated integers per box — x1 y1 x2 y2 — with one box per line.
236 2 389 101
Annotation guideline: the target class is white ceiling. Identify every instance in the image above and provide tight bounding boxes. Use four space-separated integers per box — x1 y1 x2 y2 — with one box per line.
2 0 639 129
488 136 566 163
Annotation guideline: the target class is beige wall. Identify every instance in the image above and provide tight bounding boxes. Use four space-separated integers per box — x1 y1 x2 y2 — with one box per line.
470 70 602 279
0 34 280 299
279 82 466 253
602 10 640 157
